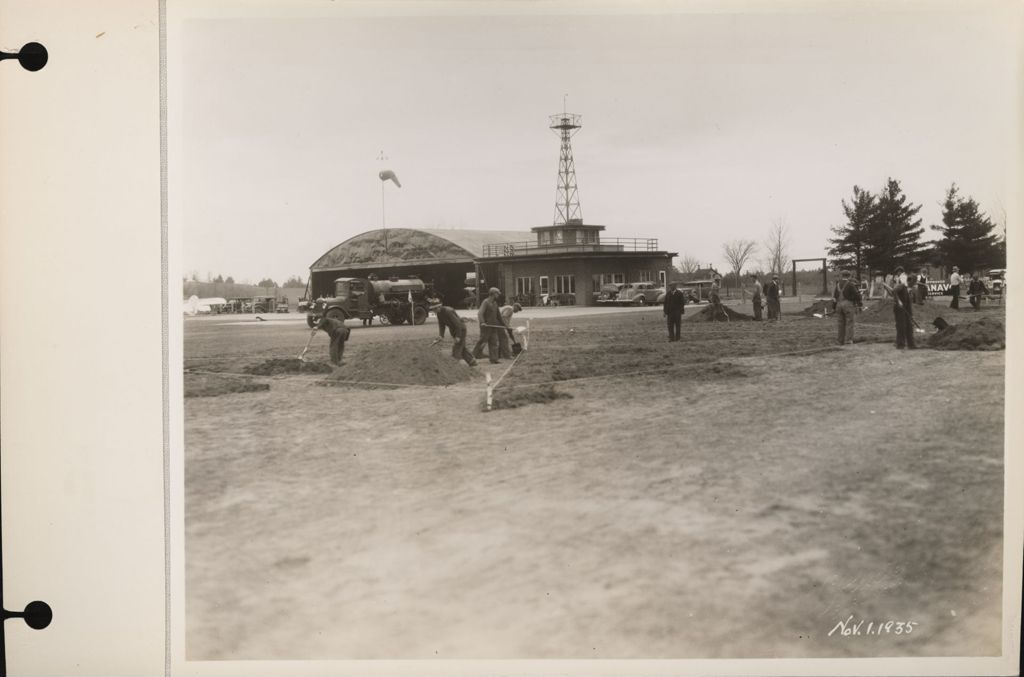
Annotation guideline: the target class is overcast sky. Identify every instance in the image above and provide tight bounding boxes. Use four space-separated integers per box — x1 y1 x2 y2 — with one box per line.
176 1 1021 285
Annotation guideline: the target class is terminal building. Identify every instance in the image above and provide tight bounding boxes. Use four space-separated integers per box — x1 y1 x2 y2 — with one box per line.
307 111 675 307
474 220 674 306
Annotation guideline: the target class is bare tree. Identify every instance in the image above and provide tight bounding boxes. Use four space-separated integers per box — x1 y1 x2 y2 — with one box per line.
722 239 758 289
676 255 701 274
764 218 792 293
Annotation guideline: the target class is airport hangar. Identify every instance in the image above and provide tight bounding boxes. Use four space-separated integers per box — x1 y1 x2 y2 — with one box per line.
307 223 676 308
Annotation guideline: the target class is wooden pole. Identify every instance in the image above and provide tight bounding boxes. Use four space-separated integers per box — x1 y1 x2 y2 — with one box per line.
485 372 493 411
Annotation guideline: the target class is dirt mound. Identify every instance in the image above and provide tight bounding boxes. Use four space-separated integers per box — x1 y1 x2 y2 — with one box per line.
244 358 334 375
687 305 754 322
490 384 572 410
928 316 1005 351
326 342 479 386
185 373 270 398
801 299 834 316
858 299 949 325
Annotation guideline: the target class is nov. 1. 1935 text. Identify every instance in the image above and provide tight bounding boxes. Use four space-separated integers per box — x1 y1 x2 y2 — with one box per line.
828 616 920 637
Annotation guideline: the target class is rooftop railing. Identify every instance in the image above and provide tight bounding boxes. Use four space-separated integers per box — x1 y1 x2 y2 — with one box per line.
481 238 659 258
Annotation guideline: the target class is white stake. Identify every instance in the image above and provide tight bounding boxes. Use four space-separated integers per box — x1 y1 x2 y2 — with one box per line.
485 372 493 411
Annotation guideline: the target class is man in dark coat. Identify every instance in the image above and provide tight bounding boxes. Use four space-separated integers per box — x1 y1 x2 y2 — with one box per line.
968 274 988 310
833 270 863 345
429 298 477 366
893 274 916 349
663 282 686 341
765 274 782 321
472 287 502 364
314 314 351 365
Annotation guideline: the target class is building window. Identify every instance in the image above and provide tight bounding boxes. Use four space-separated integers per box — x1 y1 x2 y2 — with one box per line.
555 275 575 294
515 277 533 297
639 270 653 282
659 270 666 286
538 276 549 295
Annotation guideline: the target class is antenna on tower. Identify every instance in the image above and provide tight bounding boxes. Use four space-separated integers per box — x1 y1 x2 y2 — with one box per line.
549 107 582 226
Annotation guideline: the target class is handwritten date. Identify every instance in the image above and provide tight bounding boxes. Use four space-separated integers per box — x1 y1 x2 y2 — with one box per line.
828 616 919 637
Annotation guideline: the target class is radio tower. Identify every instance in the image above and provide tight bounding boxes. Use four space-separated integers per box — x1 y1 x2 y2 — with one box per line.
550 105 583 225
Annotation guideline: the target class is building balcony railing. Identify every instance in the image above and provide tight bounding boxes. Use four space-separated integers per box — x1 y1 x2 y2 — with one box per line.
481 238 659 258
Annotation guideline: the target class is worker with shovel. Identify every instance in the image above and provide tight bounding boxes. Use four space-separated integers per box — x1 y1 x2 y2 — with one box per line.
472 287 502 364
708 277 727 321
429 297 477 366
833 270 863 345
497 302 523 358
750 274 764 321
765 274 782 321
968 274 988 311
314 314 351 366
893 272 917 350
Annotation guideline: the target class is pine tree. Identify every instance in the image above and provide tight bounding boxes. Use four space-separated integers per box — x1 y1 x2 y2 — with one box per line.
931 184 1002 274
865 178 925 273
828 185 876 280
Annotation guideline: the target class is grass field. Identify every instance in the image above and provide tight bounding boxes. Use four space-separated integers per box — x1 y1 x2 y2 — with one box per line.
184 300 1005 660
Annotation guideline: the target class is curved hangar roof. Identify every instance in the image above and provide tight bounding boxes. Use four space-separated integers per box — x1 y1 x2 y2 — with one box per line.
310 228 531 271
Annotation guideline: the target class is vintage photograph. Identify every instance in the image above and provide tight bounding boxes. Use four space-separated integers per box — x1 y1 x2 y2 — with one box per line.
171 0 1016 664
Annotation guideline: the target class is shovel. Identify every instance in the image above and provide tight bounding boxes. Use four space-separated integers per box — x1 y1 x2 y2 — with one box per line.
298 329 317 361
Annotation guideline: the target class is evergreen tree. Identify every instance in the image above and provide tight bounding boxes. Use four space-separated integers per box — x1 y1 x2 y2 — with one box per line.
931 184 1002 273
865 178 925 273
828 185 876 280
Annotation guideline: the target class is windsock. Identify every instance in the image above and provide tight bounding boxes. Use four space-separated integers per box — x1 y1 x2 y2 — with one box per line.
379 169 401 187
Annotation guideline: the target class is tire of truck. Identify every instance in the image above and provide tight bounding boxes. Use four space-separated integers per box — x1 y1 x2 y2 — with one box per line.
306 314 317 329
635 296 647 306
412 305 428 325
325 308 346 322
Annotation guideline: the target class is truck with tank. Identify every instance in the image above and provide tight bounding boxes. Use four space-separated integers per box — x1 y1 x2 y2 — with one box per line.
305 275 433 328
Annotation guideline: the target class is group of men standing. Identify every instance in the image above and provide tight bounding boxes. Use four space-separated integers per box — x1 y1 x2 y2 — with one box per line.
749 274 782 321
662 273 785 342
429 287 522 366
829 266 917 349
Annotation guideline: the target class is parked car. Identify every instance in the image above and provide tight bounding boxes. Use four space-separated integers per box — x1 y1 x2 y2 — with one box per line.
989 269 1006 294
655 287 699 304
251 296 277 313
594 282 626 303
617 282 664 305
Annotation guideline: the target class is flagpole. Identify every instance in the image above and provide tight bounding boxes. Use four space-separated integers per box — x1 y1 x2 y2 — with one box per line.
381 178 388 255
